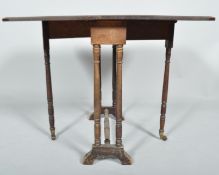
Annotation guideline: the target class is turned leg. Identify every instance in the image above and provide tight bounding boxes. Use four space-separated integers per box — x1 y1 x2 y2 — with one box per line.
100 47 102 108
116 44 123 146
112 45 117 108
83 44 102 165
88 53 101 120
93 44 101 146
113 45 124 120
159 40 173 141
42 22 56 140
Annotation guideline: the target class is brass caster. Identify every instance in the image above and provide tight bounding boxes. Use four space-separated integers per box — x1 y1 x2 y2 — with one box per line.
51 135 56 140
159 131 167 141
50 128 56 140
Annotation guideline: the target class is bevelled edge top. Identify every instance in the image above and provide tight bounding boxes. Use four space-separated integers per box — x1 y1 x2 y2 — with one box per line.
2 15 216 22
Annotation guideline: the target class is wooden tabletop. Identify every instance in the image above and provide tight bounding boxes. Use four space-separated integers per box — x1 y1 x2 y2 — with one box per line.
2 15 215 22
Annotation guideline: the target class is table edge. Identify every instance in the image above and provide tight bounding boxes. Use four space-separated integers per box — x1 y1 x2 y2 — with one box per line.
2 15 216 22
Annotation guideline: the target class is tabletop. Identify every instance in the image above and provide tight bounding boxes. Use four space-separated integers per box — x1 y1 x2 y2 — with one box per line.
2 15 215 22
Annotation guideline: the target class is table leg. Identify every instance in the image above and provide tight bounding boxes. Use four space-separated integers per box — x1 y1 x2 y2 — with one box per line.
116 44 123 146
159 40 173 141
100 46 102 108
93 44 101 146
112 45 117 108
42 22 56 140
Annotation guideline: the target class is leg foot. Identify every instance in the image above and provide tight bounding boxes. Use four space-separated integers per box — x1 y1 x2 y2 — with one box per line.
83 151 95 165
119 151 132 165
83 144 132 165
50 127 56 140
159 130 167 141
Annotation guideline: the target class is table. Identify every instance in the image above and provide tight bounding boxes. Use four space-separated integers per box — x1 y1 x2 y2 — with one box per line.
2 15 215 165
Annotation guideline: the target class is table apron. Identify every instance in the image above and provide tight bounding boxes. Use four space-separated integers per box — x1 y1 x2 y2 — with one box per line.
47 20 176 40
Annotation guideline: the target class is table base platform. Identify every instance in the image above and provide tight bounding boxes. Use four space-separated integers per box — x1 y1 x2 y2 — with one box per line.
83 144 132 165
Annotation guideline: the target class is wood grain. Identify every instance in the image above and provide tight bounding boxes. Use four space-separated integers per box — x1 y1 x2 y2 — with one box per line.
91 26 126 44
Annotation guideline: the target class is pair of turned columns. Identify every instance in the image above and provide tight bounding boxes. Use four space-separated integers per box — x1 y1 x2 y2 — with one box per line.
83 24 132 164
93 44 123 147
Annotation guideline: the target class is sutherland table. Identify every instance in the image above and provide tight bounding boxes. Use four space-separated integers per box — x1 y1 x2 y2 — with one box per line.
2 15 215 164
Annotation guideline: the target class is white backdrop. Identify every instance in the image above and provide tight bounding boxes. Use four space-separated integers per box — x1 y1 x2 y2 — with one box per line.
0 0 218 175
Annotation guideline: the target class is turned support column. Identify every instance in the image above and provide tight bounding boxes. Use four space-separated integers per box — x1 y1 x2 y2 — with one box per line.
115 44 123 146
42 21 56 140
93 44 101 146
112 45 117 108
83 24 131 165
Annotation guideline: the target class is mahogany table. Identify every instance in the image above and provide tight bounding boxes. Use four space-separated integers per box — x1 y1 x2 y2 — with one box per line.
2 15 215 164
